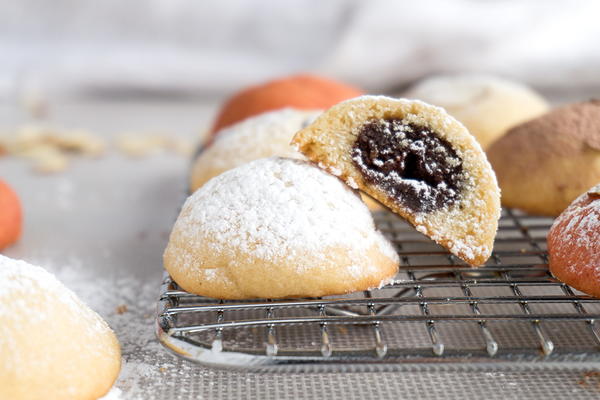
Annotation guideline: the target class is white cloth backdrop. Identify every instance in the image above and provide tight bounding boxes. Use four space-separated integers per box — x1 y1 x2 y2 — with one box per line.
0 0 598 99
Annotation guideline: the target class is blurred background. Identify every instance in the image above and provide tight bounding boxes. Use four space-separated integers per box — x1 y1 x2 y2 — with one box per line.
1 0 600 105
1 2 600 398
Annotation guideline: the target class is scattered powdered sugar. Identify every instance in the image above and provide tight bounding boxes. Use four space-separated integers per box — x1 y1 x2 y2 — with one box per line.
319 161 342 177
346 176 359 189
175 157 398 272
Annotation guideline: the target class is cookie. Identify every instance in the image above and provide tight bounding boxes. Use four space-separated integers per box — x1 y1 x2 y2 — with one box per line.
211 74 362 134
0 255 121 400
165 157 399 299
292 95 501 266
488 100 600 216
0 179 22 250
548 184 600 297
190 108 383 211
405 74 549 149
190 108 320 192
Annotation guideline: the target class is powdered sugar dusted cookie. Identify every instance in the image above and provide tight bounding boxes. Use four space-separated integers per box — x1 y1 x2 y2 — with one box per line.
190 108 321 192
165 157 399 299
0 255 121 400
292 96 500 266
548 184 600 297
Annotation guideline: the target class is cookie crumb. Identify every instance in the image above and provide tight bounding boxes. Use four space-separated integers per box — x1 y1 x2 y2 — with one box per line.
116 134 167 158
115 304 128 314
0 125 106 173
578 371 600 389
25 146 70 173
336 325 349 335
167 137 195 157
116 133 195 158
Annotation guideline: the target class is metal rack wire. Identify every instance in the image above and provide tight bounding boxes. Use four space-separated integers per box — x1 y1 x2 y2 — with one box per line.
156 208 600 371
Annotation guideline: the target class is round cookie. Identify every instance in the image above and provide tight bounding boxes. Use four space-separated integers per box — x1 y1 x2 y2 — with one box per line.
0 179 22 250
165 157 399 299
191 108 383 211
405 74 549 149
292 96 501 266
190 108 320 192
488 100 600 216
548 184 600 297
211 74 363 134
0 255 121 400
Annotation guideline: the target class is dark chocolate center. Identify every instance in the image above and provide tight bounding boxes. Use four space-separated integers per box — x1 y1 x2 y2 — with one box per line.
351 118 464 213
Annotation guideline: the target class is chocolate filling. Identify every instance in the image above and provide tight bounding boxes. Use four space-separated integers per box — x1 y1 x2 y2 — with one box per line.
351 118 464 213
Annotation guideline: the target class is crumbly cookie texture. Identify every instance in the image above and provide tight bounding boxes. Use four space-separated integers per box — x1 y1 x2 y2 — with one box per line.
292 95 501 266
165 157 399 299
189 108 321 192
405 74 549 149
0 255 121 400
489 100 600 216
548 184 600 297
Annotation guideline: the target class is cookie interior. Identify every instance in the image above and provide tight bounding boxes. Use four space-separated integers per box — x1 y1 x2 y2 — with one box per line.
351 118 465 213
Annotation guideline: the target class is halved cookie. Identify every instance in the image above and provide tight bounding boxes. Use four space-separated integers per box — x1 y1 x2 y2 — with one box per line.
292 95 500 266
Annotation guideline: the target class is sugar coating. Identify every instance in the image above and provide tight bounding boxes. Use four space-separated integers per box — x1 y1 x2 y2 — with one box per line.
201 108 320 171
190 108 324 192
0 255 119 396
174 157 398 276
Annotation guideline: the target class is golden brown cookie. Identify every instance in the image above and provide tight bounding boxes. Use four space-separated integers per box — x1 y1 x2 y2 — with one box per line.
166 157 399 299
0 255 121 400
488 100 600 216
405 74 549 149
548 184 600 297
292 95 501 266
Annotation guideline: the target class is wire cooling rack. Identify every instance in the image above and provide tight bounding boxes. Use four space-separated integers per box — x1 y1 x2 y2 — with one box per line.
156 208 600 371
